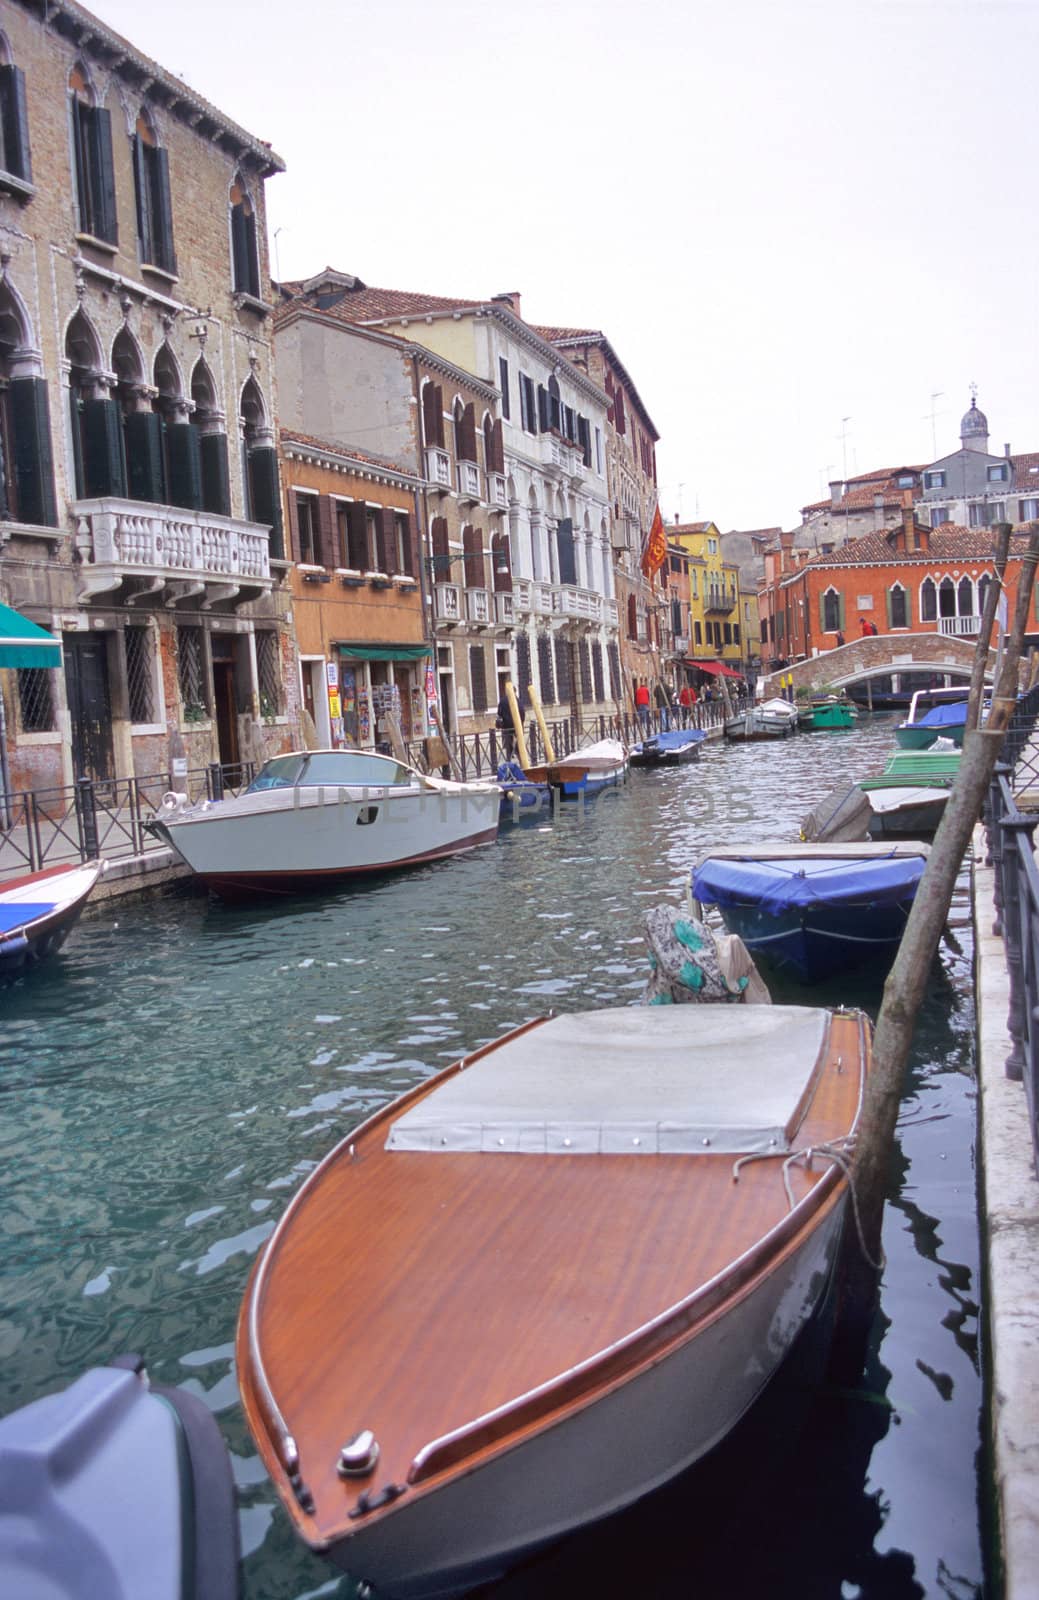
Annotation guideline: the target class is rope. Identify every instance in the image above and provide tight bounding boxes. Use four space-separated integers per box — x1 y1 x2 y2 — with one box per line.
731 1136 885 1273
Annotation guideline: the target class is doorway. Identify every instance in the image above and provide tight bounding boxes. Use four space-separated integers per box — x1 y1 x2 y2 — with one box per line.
210 636 240 770
64 633 114 783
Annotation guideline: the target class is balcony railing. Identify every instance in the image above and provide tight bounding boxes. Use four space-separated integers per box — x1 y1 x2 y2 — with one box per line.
495 591 515 625
487 472 508 508
939 615 981 637
705 588 737 614
508 579 612 625
465 587 491 625
425 447 451 490
73 497 272 605
457 460 481 502
432 582 461 623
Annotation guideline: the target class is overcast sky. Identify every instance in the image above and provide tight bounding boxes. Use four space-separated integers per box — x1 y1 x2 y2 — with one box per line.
92 0 1037 532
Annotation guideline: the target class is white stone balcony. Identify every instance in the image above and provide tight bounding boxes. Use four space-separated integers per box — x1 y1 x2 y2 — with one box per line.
425 447 451 492
487 471 508 508
465 587 491 625
495 591 515 625
509 578 610 625
938 615 981 637
541 434 578 477
432 582 461 624
72 496 272 608
457 459 482 503
559 585 602 622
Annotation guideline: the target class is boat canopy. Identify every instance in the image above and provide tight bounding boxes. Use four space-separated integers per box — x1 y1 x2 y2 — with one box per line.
693 853 926 917
386 1005 829 1156
917 701 969 728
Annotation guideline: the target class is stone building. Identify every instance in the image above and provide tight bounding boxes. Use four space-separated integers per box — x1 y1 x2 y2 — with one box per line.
0 0 286 794
918 394 1039 530
531 326 663 708
274 273 508 742
301 281 620 733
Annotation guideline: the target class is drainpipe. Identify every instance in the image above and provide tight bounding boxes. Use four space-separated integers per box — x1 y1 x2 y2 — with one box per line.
411 351 434 737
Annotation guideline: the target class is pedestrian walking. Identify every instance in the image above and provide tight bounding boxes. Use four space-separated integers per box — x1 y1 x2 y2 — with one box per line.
635 679 651 734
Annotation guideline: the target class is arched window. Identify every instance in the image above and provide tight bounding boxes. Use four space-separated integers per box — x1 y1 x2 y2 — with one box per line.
0 35 32 184
887 582 908 629
821 587 842 633
938 576 956 619
190 359 230 515
230 174 260 298
133 110 176 274
240 375 282 556
920 576 937 622
69 64 116 243
491 530 512 593
453 397 476 462
153 343 203 510
0 281 55 525
67 309 124 500
978 572 993 618
957 576 974 617
113 326 163 503
547 375 561 433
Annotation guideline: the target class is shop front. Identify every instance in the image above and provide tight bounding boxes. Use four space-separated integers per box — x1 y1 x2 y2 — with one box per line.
333 644 432 752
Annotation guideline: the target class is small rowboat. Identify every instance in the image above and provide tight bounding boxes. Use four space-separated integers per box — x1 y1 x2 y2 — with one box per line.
797 697 857 732
692 842 929 981
629 728 706 767
238 1003 869 1598
725 700 797 741
524 738 629 798
0 861 103 978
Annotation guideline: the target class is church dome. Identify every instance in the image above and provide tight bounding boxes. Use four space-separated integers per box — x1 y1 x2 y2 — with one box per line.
960 395 988 439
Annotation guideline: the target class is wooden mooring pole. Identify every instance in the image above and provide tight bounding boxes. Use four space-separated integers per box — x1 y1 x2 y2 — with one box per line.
841 525 1039 1326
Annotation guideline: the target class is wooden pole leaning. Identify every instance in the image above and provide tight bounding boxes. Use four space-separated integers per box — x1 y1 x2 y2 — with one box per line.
503 680 531 770
527 684 556 765
844 526 1039 1324
965 524 1011 733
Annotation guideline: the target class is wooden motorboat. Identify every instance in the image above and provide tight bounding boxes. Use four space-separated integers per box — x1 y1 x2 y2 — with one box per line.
725 700 797 741
238 1003 869 1598
691 841 929 981
0 861 103 978
147 749 501 896
629 728 706 767
524 738 629 797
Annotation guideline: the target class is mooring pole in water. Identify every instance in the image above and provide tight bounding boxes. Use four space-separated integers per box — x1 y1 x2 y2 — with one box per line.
966 524 1011 733
842 527 1039 1328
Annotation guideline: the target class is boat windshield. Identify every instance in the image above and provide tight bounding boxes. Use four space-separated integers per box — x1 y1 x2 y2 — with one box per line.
246 751 417 791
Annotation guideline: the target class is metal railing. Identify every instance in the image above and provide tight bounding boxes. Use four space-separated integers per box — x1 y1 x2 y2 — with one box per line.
985 680 1039 1173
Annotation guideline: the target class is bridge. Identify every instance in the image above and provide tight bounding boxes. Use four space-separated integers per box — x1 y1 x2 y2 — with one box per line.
761 630 1014 698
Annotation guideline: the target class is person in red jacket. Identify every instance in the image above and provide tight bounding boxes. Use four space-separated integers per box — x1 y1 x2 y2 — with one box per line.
634 679 651 733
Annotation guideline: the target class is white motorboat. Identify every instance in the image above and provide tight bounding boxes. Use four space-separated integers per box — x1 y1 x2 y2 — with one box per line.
148 749 501 897
725 699 797 742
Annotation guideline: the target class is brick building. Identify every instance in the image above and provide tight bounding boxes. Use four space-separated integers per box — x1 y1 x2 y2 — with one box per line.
275 273 511 742
759 507 1039 666
0 0 288 794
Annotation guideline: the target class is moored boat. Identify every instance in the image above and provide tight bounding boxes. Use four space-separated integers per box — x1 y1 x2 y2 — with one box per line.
629 728 706 767
238 1002 869 1599
691 841 929 981
725 699 797 741
797 697 857 732
147 749 500 897
525 738 629 797
894 687 971 750
804 748 961 843
496 760 551 819
0 860 103 978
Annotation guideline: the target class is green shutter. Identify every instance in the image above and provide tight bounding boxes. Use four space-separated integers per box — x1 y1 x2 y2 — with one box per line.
91 106 118 244
167 423 202 510
0 66 32 182
124 410 164 502
838 593 846 632
82 398 125 498
9 378 57 527
885 587 893 628
151 147 176 275
247 446 283 557
200 432 230 516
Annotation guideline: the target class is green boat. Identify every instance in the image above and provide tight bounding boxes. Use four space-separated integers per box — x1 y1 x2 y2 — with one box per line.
798 697 857 731
893 688 969 751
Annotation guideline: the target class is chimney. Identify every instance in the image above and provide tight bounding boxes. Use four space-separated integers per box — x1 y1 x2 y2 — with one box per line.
829 479 844 509
1005 442 1012 458
902 504 917 552
491 291 522 318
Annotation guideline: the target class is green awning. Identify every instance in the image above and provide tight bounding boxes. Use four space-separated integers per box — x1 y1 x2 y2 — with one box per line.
337 643 431 662
0 603 61 668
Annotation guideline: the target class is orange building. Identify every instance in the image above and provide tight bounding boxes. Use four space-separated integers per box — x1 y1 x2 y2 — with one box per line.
759 509 1038 668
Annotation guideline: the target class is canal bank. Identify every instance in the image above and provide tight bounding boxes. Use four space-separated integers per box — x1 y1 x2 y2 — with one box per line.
972 826 1039 1598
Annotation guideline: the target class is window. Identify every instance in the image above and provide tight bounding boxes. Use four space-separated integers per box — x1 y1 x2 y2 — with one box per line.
536 632 556 704
394 512 412 575
421 379 444 448
295 492 318 564
469 645 488 713
733 624 741 645
938 577 956 618
989 502 1006 523
898 474 915 488
230 175 260 299
16 666 55 732
690 570 698 597
133 112 175 275
925 470 946 490
125 627 155 723
988 464 1008 483
707 538 717 554
888 585 908 629
920 577 937 622
930 507 948 529
177 625 208 717
69 66 116 243
1019 499 1039 521
256 629 282 718
0 282 57 526
957 576 974 616
454 399 477 462
693 619 702 646
627 593 638 640
519 373 537 433
822 588 841 632
0 53 32 184
498 357 510 420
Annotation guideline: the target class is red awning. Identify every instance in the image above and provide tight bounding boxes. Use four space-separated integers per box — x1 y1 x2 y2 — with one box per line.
687 659 742 679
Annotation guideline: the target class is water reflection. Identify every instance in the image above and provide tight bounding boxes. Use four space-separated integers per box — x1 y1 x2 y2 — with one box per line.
0 714 982 1598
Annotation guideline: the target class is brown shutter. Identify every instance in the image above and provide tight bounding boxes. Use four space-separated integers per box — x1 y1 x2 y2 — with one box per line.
434 386 445 447
431 515 450 564
422 382 439 448
397 512 414 576
285 487 300 561
377 507 395 573
462 403 477 462
490 418 504 474
316 495 334 568
463 524 484 588
345 502 368 568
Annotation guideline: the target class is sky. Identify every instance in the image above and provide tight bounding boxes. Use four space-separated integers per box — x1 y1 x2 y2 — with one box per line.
90 0 1038 532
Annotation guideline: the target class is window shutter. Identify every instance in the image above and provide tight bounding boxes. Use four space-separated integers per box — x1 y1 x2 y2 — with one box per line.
167 421 202 510
434 386 445 447
459 403 477 463
492 531 512 592
9 378 57 527
819 592 827 632
488 418 504 474
516 631 532 701
578 416 591 467
469 645 488 713
397 512 414 576
133 135 152 261
463 524 484 588
345 502 368 568
422 382 439 448
82 398 125 498
431 515 449 566
285 487 301 561
608 641 622 699
92 106 118 244
376 507 395 573
536 632 556 704
556 517 576 586
124 410 164 502
903 586 912 627
247 447 283 557
537 386 549 433
152 147 176 274
885 587 893 629
627 593 638 639
0 66 32 181
315 495 335 568
498 357 510 419
231 203 249 292
578 640 593 702
199 432 231 516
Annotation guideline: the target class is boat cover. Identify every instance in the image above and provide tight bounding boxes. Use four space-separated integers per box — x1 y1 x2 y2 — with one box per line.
386 1005 829 1156
0 903 53 934
646 729 706 751
917 701 968 728
693 853 926 916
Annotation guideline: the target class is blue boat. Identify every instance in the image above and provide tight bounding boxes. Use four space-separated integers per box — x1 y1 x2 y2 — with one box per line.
496 760 551 819
525 740 629 799
630 728 706 768
691 842 929 982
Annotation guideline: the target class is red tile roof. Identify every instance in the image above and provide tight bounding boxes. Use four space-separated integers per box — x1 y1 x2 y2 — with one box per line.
788 525 1035 572
280 428 415 480
531 325 603 343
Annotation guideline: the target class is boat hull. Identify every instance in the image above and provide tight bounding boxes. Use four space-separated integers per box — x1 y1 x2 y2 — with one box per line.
799 705 856 731
0 862 102 977
153 787 501 896
317 1193 846 1597
894 725 965 751
713 900 913 981
724 714 795 741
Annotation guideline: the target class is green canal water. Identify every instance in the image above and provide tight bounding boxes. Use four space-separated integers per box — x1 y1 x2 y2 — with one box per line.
0 716 984 1599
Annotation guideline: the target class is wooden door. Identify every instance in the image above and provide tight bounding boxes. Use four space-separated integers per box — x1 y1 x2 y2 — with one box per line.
64 633 113 782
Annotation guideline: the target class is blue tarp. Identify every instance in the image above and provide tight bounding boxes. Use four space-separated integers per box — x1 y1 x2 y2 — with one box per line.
646 729 706 751
918 701 968 728
692 854 926 917
0 903 53 935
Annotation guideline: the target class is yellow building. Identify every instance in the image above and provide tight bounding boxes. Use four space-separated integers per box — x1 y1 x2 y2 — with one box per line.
670 521 751 675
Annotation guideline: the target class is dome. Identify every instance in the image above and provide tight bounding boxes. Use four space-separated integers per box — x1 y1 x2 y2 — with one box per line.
960 396 988 439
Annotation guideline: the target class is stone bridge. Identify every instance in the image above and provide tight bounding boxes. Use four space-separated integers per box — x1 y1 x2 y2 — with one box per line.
761 630 1015 697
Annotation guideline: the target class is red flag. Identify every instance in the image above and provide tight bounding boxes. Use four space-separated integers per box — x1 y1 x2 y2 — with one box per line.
641 503 667 579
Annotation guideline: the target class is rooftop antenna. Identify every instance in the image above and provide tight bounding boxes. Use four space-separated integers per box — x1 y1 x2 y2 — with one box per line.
925 391 945 458
839 417 852 483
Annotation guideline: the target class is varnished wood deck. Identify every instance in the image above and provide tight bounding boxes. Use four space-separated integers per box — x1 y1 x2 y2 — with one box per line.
237 1009 867 1549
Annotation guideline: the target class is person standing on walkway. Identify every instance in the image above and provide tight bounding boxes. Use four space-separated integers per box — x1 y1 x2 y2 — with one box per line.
635 679 651 734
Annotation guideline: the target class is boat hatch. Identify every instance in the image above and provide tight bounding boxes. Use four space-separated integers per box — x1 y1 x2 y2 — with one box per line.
386 1006 829 1156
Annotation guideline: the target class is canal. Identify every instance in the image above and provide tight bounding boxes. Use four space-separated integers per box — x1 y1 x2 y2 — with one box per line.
0 714 984 1599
